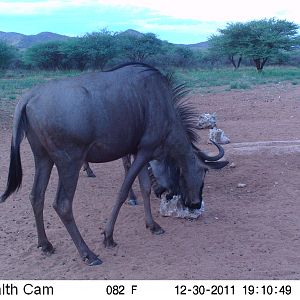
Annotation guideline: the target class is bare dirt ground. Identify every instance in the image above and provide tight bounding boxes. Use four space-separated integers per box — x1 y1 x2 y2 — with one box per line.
0 82 299 280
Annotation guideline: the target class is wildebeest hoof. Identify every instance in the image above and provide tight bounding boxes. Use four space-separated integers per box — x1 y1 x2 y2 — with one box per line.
146 223 165 235
103 238 117 248
38 242 55 256
82 253 102 266
88 257 102 266
127 199 138 206
102 232 117 248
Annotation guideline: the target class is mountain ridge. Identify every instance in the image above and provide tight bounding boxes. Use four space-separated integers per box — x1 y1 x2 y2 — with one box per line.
0 30 209 49
0 31 70 49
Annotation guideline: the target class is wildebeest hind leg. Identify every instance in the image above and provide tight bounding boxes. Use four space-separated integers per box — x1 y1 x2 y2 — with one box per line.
53 162 102 266
104 150 152 248
122 155 138 205
83 161 96 178
138 166 164 235
30 154 54 255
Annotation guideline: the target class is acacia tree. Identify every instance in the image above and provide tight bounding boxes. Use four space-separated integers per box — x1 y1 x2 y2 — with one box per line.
209 18 299 71
117 33 163 62
25 41 64 70
243 19 299 71
60 38 89 71
209 22 248 69
82 29 117 70
165 45 196 68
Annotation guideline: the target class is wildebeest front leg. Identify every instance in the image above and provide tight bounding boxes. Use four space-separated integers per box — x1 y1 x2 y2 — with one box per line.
30 154 54 255
122 155 138 205
54 163 102 266
104 151 152 248
138 165 164 234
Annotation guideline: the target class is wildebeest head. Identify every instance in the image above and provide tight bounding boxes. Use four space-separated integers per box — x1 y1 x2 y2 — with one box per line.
150 140 228 211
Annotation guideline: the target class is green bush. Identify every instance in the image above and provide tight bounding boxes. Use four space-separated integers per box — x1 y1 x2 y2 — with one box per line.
24 41 64 70
0 41 17 70
81 30 117 70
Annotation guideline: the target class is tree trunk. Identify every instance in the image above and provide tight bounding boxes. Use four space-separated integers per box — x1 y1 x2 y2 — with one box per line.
229 55 242 70
254 57 268 72
237 56 242 68
230 55 237 69
261 57 268 70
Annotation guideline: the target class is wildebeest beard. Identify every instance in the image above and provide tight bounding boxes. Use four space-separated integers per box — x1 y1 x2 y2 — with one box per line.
148 156 204 211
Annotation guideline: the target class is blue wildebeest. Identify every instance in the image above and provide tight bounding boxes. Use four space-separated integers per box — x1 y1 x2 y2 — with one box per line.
1 63 228 265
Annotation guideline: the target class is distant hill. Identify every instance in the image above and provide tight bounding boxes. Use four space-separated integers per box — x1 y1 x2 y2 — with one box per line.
119 29 210 49
0 30 208 50
0 31 70 49
118 29 144 38
185 41 210 50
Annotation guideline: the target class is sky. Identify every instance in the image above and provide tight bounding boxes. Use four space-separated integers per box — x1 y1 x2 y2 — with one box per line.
0 0 299 44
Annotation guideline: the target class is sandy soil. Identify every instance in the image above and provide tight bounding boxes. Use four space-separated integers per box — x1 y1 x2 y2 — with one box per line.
0 82 299 279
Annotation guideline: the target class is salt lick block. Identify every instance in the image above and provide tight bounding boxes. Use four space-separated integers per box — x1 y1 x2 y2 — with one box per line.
159 195 205 219
209 127 230 144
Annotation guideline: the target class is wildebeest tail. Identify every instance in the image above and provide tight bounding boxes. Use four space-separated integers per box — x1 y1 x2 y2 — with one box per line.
0 99 28 203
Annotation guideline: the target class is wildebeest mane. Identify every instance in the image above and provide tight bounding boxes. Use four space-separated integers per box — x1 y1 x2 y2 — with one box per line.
166 74 199 148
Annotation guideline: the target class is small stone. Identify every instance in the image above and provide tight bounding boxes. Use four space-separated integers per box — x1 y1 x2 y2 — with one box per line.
237 183 247 188
229 162 236 168
197 113 217 129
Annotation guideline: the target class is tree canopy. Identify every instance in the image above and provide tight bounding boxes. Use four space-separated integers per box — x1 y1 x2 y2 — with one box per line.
81 30 117 70
209 18 300 71
209 22 248 69
117 32 163 62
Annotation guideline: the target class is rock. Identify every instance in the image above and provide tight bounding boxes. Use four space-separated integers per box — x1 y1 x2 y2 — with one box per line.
159 195 205 219
209 127 230 144
229 162 236 168
237 183 247 188
197 113 217 129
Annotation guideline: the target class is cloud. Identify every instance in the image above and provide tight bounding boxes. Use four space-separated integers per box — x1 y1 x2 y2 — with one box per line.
0 0 99 15
0 1 64 15
93 0 300 23
1 0 300 23
132 18 224 36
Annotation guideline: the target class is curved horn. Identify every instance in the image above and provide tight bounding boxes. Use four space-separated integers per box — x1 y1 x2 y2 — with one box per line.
195 139 225 161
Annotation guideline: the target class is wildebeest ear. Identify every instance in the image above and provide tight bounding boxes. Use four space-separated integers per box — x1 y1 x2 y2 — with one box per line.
204 161 229 169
